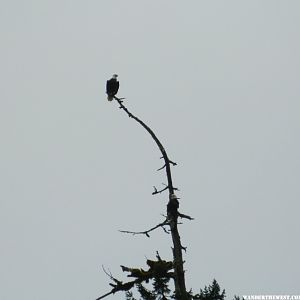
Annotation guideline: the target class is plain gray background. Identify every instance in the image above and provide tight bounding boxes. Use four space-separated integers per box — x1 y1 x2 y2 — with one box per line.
1 1 299 299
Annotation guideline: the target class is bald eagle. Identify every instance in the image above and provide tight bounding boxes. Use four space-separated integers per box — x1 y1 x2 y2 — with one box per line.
106 74 119 101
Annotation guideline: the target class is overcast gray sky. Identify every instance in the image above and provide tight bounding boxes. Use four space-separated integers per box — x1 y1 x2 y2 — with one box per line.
1 1 300 299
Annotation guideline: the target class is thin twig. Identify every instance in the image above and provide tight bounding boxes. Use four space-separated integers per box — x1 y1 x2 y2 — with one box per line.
119 219 169 237
178 212 194 221
95 290 115 300
157 164 166 171
169 160 177 166
152 185 169 195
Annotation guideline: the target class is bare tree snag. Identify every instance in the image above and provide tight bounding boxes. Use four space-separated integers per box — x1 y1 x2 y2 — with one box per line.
113 96 190 300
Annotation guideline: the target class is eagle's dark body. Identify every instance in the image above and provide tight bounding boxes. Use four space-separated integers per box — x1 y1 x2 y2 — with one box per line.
106 75 119 101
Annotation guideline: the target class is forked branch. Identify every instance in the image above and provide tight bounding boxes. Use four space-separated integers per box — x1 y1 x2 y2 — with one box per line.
97 254 174 300
119 219 169 237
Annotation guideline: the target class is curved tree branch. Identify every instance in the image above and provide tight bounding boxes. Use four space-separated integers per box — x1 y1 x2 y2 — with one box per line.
114 96 175 195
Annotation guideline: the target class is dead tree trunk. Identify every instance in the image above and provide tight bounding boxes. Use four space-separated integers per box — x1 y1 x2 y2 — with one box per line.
113 97 190 300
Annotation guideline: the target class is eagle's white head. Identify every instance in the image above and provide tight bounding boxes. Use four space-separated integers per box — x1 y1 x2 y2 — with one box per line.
170 193 178 200
112 74 118 79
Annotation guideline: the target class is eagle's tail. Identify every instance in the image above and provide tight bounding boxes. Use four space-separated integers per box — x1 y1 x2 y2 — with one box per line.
107 95 114 101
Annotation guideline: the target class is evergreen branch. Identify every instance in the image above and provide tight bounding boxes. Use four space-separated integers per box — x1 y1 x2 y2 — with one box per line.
96 266 137 300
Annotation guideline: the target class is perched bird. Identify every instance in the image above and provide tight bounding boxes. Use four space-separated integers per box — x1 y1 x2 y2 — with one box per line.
167 193 179 219
106 74 119 101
